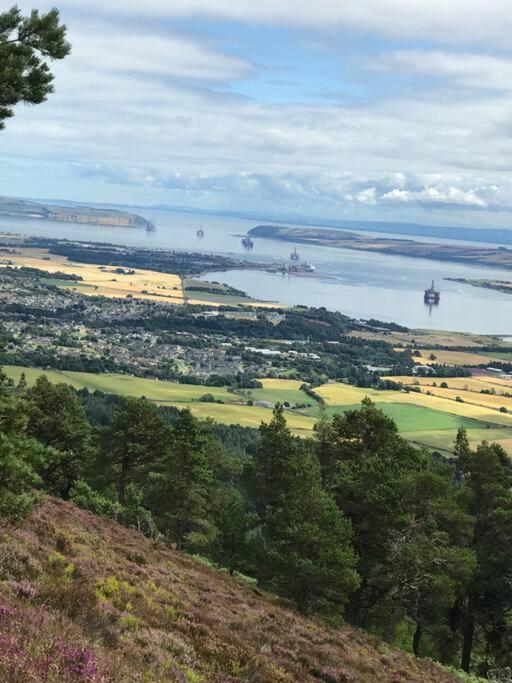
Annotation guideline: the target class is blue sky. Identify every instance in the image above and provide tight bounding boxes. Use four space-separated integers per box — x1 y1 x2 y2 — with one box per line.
4 0 512 227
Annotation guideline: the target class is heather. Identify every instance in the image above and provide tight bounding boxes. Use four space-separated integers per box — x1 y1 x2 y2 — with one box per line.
0 496 462 682
2 370 512 677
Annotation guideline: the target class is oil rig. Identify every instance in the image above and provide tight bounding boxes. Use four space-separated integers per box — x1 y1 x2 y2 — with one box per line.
290 247 300 261
196 226 204 238
145 221 156 233
424 280 440 304
242 235 254 248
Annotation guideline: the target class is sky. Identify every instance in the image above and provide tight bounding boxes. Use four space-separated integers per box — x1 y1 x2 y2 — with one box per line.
3 0 512 227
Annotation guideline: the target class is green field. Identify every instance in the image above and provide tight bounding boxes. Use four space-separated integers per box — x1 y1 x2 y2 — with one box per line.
2 366 234 404
405 427 512 455
4 365 512 453
319 402 486 433
248 386 311 406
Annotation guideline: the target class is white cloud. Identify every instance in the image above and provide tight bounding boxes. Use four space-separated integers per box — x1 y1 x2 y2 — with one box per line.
374 50 512 90
37 0 512 46
7 1 512 222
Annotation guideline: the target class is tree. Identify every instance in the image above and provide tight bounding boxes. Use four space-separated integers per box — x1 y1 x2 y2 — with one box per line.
209 484 252 575
249 406 359 615
149 409 213 550
104 396 171 505
0 369 51 524
0 5 70 129
456 440 512 674
327 400 425 623
25 376 95 498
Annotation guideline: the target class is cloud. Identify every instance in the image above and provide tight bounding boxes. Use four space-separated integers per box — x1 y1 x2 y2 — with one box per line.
373 51 512 91
70 28 254 82
47 0 512 46
6 1 512 225
68 165 511 213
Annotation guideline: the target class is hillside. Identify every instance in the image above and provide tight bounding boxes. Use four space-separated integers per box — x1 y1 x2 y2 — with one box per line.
0 497 461 683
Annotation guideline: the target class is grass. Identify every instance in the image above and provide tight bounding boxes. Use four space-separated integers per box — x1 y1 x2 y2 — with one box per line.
6 365 512 450
247 379 310 406
413 350 496 366
406 427 512 454
2 366 234 403
320 403 483 433
389 375 512 393
167 401 316 434
315 382 512 429
2 366 316 434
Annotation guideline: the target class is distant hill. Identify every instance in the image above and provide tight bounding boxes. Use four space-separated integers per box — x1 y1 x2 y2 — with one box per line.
0 496 461 682
0 196 153 229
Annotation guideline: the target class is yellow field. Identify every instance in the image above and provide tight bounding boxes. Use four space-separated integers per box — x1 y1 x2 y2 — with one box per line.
259 378 304 391
0 248 184 303
186 297 277 309
413 350 495 366
349 328 505 349
315 383 377 405
0 247 276 308
389 375 512 394
167 401 316 435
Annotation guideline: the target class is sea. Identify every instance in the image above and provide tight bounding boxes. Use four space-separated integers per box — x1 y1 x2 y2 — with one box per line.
2 207 512 335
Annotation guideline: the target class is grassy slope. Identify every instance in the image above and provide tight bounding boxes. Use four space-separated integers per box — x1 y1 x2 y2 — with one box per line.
0 496 461 683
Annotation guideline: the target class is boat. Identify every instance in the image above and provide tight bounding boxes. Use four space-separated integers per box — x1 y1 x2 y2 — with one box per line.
290 247 299 261
424 280 440 304
301 261 315 272
242 235 254 248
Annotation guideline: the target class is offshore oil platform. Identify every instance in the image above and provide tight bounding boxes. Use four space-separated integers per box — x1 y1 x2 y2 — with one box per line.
290 247 300 261
242 235 254 248
424 280 440 304
196 226 204 238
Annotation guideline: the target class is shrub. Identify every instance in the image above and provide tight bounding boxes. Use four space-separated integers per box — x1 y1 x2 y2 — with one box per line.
0 541 38 580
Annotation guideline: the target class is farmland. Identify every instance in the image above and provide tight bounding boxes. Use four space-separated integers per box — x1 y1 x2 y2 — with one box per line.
0 247 185 304
315 380 512 455
0 246 273 308
7 364 512 453
2 366 316 435
412 349 496 366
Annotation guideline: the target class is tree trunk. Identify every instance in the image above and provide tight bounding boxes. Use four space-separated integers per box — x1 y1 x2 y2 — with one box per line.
413 622 422 657
461 607 475 672
385 584 405 642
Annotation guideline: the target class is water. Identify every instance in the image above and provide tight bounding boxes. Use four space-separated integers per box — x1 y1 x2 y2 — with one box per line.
3 208 512 334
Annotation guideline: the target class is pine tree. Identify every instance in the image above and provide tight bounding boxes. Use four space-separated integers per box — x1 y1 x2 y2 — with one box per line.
149 409 213 550
25 376 95 498
104 396 171 504
457 441 512 673
250 406 359 615
0 5 70 129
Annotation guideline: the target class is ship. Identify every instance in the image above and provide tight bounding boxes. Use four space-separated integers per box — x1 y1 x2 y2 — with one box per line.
301 261 315 272
242 235 254 248
424 280 440 304
290 247 300 261
196 226 204 238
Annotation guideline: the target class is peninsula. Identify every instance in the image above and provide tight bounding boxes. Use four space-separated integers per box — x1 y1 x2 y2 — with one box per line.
0 196 154 230
250 224 512 270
